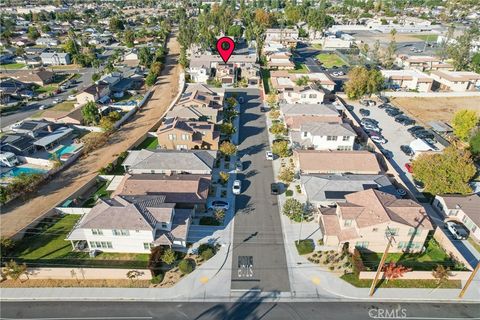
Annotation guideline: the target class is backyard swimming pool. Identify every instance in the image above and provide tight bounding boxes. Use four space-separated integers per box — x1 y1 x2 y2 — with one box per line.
0 167 47 179
54 144 79 157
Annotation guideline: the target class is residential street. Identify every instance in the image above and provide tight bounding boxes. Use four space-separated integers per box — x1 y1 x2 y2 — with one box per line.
2 300 479 320
230 88 291 293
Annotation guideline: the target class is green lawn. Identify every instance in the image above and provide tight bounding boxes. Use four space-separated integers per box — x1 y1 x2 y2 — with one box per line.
1 63 26 69
83 180 110 207
35 84 58 94
261 68 272 94
468 237 480 254
134 136 159 150
32 101 75 118
312 44 322 49
341 273 461 289
412 34 439 42
316 53 348 68
7 214 148 269
288 63 309 74
360 237 463 271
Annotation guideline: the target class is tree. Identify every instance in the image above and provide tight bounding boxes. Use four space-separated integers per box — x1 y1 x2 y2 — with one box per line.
272 140 291 158
278 166 294 184
219 171 230 185
382 263 411 283
91 73 100 82
219 141 237 156
150 62 162 75
432 265 451 288
4 260 28 281
27 26 40 40
469 130 480 158
269 123 287 135
50 153 62 169
227 25 243 38
220 122 236 136
126 270 142 284
1 237 15 258
124 29 135 48
447 26 479 71
214 208 225 222
178 259 195 274
452 109 479 141
99 116 115 132
41 24 51 33
285 4 301 25
139 47 153 68
282 198 304 222
412 146 476 195
265 93 277 107
109 16 125 32
295 75 309 86
108 111 121 121
161 248 176 265
344 67 384 99
471 53 480 73
81 101 100 125
145 72 157 87
269 110 280 120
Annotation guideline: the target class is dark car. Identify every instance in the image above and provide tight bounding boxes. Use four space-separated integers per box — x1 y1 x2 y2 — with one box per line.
345 104 354 111
413 179 425 189
271 183 280 195
395 115 415 126
378 95 389 103
361 118 379 125
378 103 389 109
400 145 414 156
381 149 393 159
359 108 370 116
413 130 434 139
407 126 425 135
386 108 403 117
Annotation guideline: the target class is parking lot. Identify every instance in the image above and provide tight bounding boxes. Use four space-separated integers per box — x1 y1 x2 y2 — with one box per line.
346 98 445 198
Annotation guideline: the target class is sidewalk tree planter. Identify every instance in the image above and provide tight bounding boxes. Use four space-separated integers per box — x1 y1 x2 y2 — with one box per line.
272 141 291 158
295 240 314 255
219 171 230 185
219 141 237 157
282 198 304 222
278 166 295 184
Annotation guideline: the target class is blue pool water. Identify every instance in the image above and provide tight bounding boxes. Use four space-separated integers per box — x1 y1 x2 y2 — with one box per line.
54 144 78 157
1 167 47 179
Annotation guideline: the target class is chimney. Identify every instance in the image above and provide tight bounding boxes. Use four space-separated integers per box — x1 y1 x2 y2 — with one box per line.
47 125 53 133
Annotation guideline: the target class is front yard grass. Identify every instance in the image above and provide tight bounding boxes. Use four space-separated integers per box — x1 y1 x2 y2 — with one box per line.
316 53 348 68
83 180 110 207
467 237 480 254
412 34 438 42
32 101 75 118
134 136 159 150
261 68 272 94
359 237 464 271
288 63 309 74
341 273 461 289
7 214 148 269
1 63 26 69
35 84 58 95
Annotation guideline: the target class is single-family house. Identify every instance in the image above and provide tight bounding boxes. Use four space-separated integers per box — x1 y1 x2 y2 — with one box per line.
33 127 74 151
156 117 219 150
11 120 55 138
76 83 110 105
0 134 36 156
270 71 336 92
433 194 480 241
41 107 84 125
267 52 295 70
430 70 480 92
0 69 53 86
67 195 191 253
35 37 59 46
300 174 395 207
282 84 326 104
295 150 382 174
265 28 299 47
122 149 217 175
381 69 433 92
319 189 433 253
292 122 356 151
166 88 224 123
280 103 342 131
40 52 71 65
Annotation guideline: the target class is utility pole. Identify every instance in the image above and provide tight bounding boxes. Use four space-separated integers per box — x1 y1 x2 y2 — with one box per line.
369 230 395 296
458 262 479 299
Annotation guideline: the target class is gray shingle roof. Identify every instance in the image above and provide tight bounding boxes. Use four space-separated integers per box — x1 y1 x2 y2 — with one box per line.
280 103 339 116
301 122 356 136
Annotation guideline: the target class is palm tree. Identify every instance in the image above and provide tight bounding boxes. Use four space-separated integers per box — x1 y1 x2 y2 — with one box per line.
4 260 28 282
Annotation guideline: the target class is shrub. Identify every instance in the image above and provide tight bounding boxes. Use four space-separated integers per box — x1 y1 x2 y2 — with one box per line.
201 248 215 261
285 189 293 197
161 248 176 265
199 217 220 226
351 249 365 275
295 185 302 193
272 140 291 158
295 239 314 255
178 259 195 274
150 273 164 284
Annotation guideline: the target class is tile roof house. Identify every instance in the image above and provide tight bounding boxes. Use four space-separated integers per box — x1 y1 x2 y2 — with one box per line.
266 52 295 70
300 174 395 207
166 89 224 123
271 71 336 91
291 122 356 151
112 174 211 212
156 117 220 150
280 103 342 130
282 84 326 104
122 149 217 175
295 150 383 174
67 195 191 253
0 69 54 86
433 194 480 241
319 189 433 253
76 83 110 105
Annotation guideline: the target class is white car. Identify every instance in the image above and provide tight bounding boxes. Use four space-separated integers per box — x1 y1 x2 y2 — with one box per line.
445 221 468 240
363 123 381 132
232 180 241 195
266 151 274 160
67 95 76 101
371 135 387 144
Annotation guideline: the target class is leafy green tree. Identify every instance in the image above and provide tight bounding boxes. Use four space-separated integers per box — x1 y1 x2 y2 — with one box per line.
452 109 479 141
471 53 480 73
178 259 195 274
99 116 115 132
295 75 309 86
412 146 476 195
41 24 51 33
63 38 79 55
269 110 280 120
285 4 301 25
278 166 295 184
283 198 304 222
145 72 157 87
138 47 153 68
27 26 40 40
469 130 480 158
108 111 121 121
124 29 135 48
227 25 243 38
219 141 237 156
344 67 384 99
109 16 125 32
447 26 479 71
220 122 236 136
81 101 100 125
91 73 100 82
269 123 287 135
272 140 291 158
1 237 15 258
161 248 176 265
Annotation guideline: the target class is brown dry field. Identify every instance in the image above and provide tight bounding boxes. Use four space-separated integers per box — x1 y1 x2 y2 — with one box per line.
0 34 181 238
0 279 151 288
391 96 480 124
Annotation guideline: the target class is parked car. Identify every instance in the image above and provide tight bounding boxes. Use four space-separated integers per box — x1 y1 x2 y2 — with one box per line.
381 149 393 159
377 103 389 109
345 104 354 111
360 99 376 107
67 95 76 101
396 188 407 197
378 95 389 103
400 145 414 156
404 163 413 173
232 180 242 195
445 221 469 240
363 123 381 132
266 151 274 160
423 138 437 147
359 108 370 117
371 135 387 144
413 130 434 139
271 183 280 195
413 179 425 189
395 115 415 126
361 118 379 126
407 126 425 135
386 108 403 117
235 162 242 172
208 200 230 211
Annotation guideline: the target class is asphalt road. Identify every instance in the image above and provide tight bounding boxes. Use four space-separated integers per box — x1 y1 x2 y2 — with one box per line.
1 67 97 130
230 89 291 293
1 300 479 320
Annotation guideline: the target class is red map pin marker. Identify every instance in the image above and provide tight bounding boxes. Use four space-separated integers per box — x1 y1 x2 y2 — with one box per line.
216 37 235 64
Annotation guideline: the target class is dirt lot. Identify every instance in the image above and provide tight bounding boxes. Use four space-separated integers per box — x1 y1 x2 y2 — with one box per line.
391 96 480 124
0 34 181 238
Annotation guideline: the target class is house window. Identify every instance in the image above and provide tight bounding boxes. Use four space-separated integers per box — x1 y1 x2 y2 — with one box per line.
181 134 189 141
408 228 422 236
337 146 352 151
355 241 369 249
327 136 337 141
309 94 317 98
112 229 130 236
168 134 176 141
342 136 350 141
449 209 459 216
161 222 168 228
90 241 112 249
143 242 152 250
301 94 306 98
385 227 399 236
462 215 468 223
344 219 353 227
302 131 308 138
91 229 103 235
